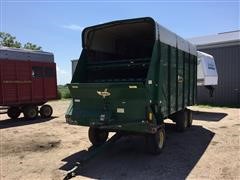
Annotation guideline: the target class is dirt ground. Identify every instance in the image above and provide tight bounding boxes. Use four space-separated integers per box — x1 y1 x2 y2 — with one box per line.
0 100 239 180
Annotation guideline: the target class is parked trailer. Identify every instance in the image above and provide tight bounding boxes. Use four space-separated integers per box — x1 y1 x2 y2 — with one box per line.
0 47 57 119
66 17 203 154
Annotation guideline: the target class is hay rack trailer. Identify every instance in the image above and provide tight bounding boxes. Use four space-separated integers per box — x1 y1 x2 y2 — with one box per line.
64 17 219 178
66 17 218 154
0 47 57 119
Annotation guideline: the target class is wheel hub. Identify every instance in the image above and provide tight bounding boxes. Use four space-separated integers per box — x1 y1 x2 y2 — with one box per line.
29 109 37 118
158 131 164 149
43 108 51 116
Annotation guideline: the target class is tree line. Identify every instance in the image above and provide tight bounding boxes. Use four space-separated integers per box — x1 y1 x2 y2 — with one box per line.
0 32 42 50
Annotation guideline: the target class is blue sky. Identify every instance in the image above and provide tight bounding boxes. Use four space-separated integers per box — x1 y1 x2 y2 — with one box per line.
1 0 239 85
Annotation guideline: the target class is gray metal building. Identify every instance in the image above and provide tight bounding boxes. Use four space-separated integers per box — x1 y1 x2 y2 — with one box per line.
188 30 240 106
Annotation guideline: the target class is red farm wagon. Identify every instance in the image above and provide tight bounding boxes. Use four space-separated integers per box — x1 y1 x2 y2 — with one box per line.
0 47 57 119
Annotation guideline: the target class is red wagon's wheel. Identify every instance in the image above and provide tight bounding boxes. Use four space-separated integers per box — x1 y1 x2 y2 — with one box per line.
7 107 21 119
40 105 53 118
23 105 38 120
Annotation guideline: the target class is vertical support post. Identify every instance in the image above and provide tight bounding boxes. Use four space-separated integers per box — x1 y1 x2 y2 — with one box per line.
167 45 171 114
175 48 178 111
30 62 33 102
182 52 185 109
0 61 3 104
42 64 46 101
187 53 191 105
15 61 20 104
193 56 197 104
156 25 161 107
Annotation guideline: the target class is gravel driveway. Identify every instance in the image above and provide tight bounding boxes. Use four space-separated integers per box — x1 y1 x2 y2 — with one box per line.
0 100 239 179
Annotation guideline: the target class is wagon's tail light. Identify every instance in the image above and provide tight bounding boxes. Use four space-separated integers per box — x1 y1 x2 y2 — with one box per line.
146 106 153 123
148 112 153 122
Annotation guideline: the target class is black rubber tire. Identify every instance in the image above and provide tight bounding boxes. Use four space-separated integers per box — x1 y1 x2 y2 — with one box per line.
40 105 53 118
187 109 193 127
88 127 109 146
7 107 21 119
175 109 188 132
23 105 38 119
146 127 166 155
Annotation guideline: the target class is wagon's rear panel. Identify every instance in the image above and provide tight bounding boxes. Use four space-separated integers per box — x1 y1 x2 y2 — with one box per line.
31 61 57 101
68 83 147 126
67 18 156 128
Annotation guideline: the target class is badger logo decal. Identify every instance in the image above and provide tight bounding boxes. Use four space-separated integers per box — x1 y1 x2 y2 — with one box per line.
97 88 111 98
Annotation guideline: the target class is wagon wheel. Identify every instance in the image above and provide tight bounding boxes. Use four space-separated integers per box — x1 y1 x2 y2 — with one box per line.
23 105 38 120
7 107 21 119
88 127 109 146
40 105 53 118
146 127 166 154
175 109 188 132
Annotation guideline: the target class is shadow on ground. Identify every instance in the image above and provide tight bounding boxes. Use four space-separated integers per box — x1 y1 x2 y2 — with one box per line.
193 111 227 122
0 116 57 129
60 124 214 179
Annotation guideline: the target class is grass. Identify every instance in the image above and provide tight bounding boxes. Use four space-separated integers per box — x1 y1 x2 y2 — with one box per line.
57 85 71 99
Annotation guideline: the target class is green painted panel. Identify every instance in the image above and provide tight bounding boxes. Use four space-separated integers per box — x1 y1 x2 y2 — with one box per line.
189 55 194 104
72 50 87 83
146 41 160 104
192 55 198 105
170 47 177 113
68 83 147 126
184 53 190 106
177 51 184 110
158 42 169 116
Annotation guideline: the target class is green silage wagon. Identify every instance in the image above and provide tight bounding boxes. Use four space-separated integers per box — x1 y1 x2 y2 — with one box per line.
66 17 197 154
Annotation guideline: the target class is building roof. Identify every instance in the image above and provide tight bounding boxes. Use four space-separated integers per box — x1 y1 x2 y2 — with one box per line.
188 30 240 48
0 46 54 62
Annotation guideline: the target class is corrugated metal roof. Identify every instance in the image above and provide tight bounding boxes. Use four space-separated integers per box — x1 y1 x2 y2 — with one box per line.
188 30 240 46
0 46 54 62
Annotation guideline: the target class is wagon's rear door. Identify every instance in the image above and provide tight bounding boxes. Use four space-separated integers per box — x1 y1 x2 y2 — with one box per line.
68 82 147 126
31 62 57 102
43 64 57 99
31 64 44 101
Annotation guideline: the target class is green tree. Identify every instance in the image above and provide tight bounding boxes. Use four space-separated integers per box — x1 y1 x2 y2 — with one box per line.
0 32 21 48
0 32 42 50
24 42 42 50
